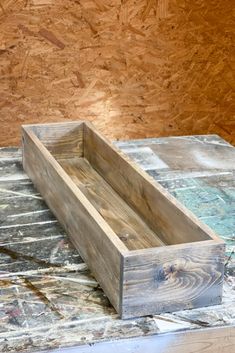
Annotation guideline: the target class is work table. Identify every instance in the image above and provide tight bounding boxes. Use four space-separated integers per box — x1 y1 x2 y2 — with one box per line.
0 135 234 352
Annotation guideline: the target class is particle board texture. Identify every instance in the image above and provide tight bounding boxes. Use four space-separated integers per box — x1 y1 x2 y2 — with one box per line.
22 121 225 319
0 134 234 353
0 0 234 147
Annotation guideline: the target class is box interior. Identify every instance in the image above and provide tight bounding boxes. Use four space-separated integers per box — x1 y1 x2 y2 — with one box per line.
32 123 211 251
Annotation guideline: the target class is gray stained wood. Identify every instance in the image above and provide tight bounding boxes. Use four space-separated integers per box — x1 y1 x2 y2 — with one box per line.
22 126 126 313
0 134 234 352
21 121 225 319
84 123 220 245
122 242 225 318
27 122 84 159
59 157 164 250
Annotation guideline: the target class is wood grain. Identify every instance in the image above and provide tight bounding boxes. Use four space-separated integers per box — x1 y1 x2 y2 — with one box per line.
30 121 84 159
81 326 235 353
84 122 222 245
22 123 127 313
121 241 225 319
152 326 235 353
22 121 225 319
59 157 164 250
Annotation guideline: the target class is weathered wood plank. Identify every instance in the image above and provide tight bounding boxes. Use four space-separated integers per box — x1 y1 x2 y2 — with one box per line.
26 121 84 160
84 123 222 245
22 125 127 313
116 136 235 266
59 157 164 250
71 326 235 353
122 241 225 319
22 122 225 319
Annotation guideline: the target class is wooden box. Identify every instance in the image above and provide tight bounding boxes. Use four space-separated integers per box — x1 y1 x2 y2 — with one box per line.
22 121 225 319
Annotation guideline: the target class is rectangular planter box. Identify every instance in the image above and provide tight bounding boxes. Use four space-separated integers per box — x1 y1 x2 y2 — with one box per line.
22 121 225 319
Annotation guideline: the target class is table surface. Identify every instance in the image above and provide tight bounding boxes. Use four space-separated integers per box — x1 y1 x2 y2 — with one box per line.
0 135 234 353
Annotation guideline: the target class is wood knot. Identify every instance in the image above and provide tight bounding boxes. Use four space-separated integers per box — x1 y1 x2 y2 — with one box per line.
155 258 187 283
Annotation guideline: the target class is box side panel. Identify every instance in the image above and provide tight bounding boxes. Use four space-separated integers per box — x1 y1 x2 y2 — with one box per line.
22 128 122 313
121 242 225 319
83 123 218 245
23 121 84 159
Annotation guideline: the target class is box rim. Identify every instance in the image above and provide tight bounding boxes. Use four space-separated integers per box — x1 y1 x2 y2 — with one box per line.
122 238 225 258
22 124 129 256
23 121 225 253
85 121 224 244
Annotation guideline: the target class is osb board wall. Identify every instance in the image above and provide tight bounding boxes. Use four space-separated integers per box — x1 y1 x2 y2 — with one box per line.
0 0 234 146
